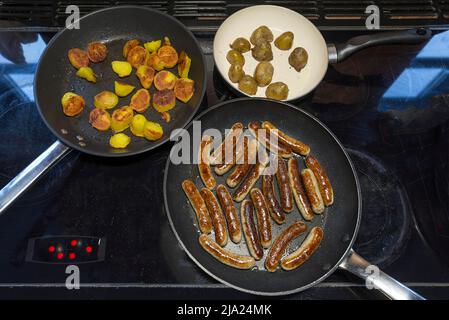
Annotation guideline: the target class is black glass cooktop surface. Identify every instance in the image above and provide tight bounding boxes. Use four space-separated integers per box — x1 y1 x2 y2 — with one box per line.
0 27 449 299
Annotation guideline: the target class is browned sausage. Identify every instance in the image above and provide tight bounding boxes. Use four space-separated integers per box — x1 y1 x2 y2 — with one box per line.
275 156 294 213
281 227 324 271
182 180 212 234
215 135 246 176
198 135 216 190
232 149 268 202
265 221 307 272
262 121 310 156
287 158 314 221
250 188 272 248
226 138 258 188
301 169 324 214
200 188 228 246
240 200 264 260
216 184 242 243
199 234 255 269
262 174 285 224
210 122 243 165
305 155 334 206
248 121 293 158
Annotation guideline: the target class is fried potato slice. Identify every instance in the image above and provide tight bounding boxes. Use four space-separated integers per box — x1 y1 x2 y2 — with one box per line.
130 114 147 137
68 48 89 69
114 81 135 97
136 65 155 89
87 42 108 63
127 45 147 68
94 91 119 109
144 40 161 53
123 39 140 58
111 106 134 132
130 88 151 113
76 67 96 83
154 70 177 91
145 52 165 71
157 37 178 68
61 92 85 117
110 133 131 149
178 51 191 78
89 108 111 131
144 121 163 141
174 78 194 103
153 89 176 113
112 61 132 77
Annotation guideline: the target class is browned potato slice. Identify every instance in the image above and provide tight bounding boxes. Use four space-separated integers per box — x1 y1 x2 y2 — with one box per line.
87 42 108 63
68 48 89 69
89 108 111 131
136 65 155 89
153 89 176 113
144 121 163 141
111 106 134 132
61 92 85 117
94 91 119 109
157 37 178 68
127 45 147 68
130 88 151 113
145 52 165 71
178 51 191 78
174 78 194 103
123 39 140 58
154 70 177 91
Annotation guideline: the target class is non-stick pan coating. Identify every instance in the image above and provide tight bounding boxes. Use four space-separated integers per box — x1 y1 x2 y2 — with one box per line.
164 98 361 295
35 6 206 157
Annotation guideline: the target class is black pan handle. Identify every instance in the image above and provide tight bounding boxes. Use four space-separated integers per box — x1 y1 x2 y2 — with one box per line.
328 28 431 64
0 141 71 216
339 250 425 300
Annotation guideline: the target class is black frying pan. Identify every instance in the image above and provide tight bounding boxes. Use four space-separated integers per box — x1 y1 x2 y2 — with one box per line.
0 6 206 215
164 98 424 298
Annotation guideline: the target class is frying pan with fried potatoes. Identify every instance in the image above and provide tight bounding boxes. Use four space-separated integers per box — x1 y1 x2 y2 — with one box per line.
0 6 206 215
164 98 424 299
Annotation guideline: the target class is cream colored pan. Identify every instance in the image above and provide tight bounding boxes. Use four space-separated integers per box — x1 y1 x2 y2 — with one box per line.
213 5 431 101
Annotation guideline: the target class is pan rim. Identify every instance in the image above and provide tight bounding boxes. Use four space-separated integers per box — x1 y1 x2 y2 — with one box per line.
163 97 362 296
34 5 207 158
213 5 329 102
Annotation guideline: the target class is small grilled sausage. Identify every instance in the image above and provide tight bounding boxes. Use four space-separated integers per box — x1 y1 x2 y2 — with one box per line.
199 234 255 269
200 188 228 246
287 158 314 221
182 180 212 234
265 221 307 272
210 122 244 165
262 121 310 156
248 121 293 158
227 138 258 188
216 184 242 243
275 156 294 213
305 155 334 206
241 200 264 260
301 169 324 214
232 150 268 202
198 135 216 190
281 227 324 270
262 174 285 224
250 188 272 248
215 135 245 176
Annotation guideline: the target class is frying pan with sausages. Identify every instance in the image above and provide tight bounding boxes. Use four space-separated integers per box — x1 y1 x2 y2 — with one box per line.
164 98 424 299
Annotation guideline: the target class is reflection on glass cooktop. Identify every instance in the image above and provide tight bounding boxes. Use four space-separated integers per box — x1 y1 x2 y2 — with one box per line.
0 30 449 299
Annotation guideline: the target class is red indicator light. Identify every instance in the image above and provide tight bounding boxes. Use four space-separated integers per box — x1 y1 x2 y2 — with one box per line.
68 253 76 260
70 240 77 247
57 252 64 260
85 246 93 253
48 246 55 253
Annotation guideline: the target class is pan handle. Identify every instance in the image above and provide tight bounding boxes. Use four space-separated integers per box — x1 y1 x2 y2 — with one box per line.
0 141 71 217
339 249 425 300
328 28 431 64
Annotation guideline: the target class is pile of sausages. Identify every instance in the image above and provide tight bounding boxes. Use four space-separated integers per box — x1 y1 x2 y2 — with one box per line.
182 121 334 272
